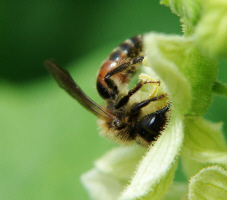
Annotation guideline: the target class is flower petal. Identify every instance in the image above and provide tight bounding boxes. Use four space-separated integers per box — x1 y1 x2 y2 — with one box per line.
160 0 202 26
163 182 188 200
195 0 227 58
119 111 184 199
144 33 192 114
181 155 209 179
118 33 190 200
81 169 124 200
81 145 146 200
182 117 227 166
144 32 218 116
188 166 227 200
95 145 146 181
213 80 227 97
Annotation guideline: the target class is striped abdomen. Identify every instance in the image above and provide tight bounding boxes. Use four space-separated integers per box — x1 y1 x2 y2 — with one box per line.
97 35 143 99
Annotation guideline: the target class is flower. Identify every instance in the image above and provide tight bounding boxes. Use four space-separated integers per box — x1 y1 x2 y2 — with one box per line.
81 1 227 199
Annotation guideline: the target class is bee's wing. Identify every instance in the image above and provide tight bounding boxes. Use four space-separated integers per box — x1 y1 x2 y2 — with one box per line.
44 60 114 121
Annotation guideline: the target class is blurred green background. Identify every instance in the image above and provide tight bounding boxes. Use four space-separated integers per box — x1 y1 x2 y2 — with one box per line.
0 1 226 200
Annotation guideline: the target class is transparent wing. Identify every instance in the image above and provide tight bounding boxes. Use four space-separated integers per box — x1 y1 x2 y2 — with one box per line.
44 60 114 121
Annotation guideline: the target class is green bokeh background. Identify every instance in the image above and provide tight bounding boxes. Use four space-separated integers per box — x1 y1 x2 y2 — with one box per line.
0 1 226 199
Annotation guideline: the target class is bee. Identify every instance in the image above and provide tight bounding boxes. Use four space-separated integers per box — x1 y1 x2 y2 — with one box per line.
45 35 170 147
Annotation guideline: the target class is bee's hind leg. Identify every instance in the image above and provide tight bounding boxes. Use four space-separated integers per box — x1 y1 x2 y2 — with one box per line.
104 56 144 99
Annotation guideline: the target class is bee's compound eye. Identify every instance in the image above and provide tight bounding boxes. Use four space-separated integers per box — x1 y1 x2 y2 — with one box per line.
137 110 167 142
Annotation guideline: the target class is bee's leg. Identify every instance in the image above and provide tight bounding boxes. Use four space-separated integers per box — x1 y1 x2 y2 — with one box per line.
130 94 167 116
115 80 160 109
105 56 144 79
105 56 144 98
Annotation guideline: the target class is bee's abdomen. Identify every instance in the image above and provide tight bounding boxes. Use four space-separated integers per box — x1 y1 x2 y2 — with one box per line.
109 35 143 61
97 35 143 99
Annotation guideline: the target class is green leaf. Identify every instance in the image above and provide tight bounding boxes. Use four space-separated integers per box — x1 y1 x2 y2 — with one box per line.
188 166 227 200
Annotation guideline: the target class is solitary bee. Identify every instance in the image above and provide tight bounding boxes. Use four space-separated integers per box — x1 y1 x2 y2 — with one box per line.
45 35 170 147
